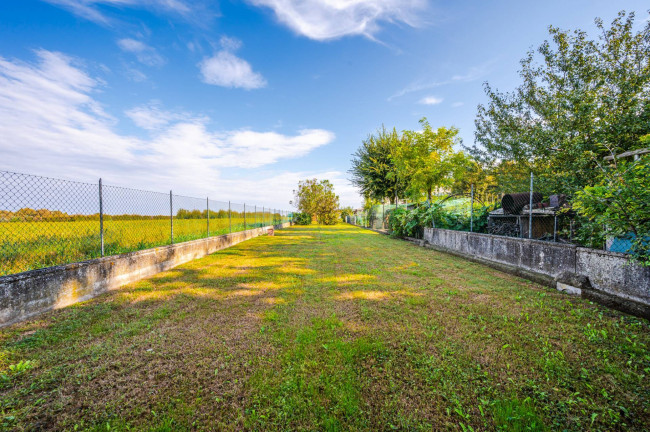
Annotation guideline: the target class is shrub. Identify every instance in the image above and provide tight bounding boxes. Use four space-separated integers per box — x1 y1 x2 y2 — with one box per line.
573 156 650 265
339 206 354 223
387 201 497 238
292 212 312 225
318 212 339 225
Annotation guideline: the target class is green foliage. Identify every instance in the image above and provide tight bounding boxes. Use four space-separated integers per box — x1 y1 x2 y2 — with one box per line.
339 206 354 222
393 118 466 200
349 126 406 203
292 212 312 225
573 156 650 265
472 11 650 195
292 179 340 225
491 398 546 432
387 200 497 238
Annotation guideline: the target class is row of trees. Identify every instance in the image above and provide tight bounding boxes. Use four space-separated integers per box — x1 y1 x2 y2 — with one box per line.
350 11 650 263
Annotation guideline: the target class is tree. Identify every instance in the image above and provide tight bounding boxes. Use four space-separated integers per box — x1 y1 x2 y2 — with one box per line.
291 179 340 225
349 126 406 204
573 152 650 265
393 118 465 201
472 11 650 195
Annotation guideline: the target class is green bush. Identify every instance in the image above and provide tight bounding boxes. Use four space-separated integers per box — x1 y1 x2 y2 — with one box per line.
573 156 650 265
339 206 354 223
387 201 497 238
293 212 312 225
318 212 339 225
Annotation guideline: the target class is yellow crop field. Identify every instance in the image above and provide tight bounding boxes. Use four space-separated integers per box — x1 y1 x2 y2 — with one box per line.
0 214 285 275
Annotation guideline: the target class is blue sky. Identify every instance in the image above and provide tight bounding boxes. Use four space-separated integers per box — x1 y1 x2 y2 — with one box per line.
0 0 648 209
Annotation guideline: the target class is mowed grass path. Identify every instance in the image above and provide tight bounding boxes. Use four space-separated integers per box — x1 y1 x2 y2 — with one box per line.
0 225 648 431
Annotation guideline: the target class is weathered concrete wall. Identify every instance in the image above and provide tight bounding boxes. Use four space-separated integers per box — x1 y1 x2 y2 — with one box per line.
576 248 650 306
423 227 649 319
0 223 290 327
424 228 576 279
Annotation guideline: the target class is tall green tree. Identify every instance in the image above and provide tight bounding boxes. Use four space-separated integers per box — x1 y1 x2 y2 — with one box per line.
393 118 465 201
349 126 405 204
472 11 650 194
291 179 340 225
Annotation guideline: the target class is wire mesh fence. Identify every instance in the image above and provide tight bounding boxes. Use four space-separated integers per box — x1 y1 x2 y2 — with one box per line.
0 170 291 276
348 173 635 254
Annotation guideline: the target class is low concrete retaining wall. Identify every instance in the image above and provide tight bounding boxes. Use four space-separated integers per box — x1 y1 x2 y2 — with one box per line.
0 223 290 327
423 227 650 319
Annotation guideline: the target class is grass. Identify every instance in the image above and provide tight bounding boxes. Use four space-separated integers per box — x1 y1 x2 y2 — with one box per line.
0 216 285 275
0 224 648 431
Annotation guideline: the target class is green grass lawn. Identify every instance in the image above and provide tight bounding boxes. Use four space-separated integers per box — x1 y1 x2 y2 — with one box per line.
0 225 648 431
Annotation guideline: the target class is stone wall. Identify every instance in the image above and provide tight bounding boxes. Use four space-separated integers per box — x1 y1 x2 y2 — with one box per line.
0 223 290 327
423 227 650 319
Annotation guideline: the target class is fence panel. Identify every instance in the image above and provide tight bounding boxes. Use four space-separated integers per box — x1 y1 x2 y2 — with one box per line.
0 171 99 275
172 194 210 243
208 200 231 236
102 185 171 253
0 170 291 276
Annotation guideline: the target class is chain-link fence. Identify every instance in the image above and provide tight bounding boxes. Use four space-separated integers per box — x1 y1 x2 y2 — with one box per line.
0 170 291 276
348 173 634 254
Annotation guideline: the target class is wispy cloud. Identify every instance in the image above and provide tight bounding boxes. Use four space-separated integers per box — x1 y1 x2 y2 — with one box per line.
0 50 333 204
388 61 495 101
419 96 443 105
199 37 266 89
451 101 464 108
117 38 165 67
247 0 427 41
43 0 198 25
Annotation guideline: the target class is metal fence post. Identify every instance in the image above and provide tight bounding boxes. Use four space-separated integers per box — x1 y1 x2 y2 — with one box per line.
228 201 232 234
244 203 247 230
254 205 257 228
207 197 210 238
529 173 533 240
99 178 104 257
262 206 265 226
470 184 475 233
170 191 173 244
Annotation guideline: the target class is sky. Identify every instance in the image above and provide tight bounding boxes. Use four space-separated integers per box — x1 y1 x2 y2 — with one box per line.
0 1 648 210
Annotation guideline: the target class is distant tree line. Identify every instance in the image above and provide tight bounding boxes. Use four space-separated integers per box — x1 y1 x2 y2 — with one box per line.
0 207 280 222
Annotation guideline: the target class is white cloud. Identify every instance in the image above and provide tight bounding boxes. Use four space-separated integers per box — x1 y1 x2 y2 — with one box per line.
219 36 243 51
0 50 334 206
451 102 464 108
117 38 165 67
199 51 266 89
125 103 190 130
124 67 147 82
247 0 426 41
388 60 495 101
43 0 195 25
419 96 443 105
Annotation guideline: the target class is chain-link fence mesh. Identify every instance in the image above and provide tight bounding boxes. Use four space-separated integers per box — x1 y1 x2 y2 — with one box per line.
0 170 290 276
0 171 100 275
347 173 634 254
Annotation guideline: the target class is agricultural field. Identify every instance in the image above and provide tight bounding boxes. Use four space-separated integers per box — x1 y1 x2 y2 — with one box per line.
0 214 285 276
0 225 647 431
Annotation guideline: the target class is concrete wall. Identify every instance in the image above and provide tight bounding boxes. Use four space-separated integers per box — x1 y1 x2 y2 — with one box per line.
423 227 650 319
576 248 650 306
0 223 290 327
